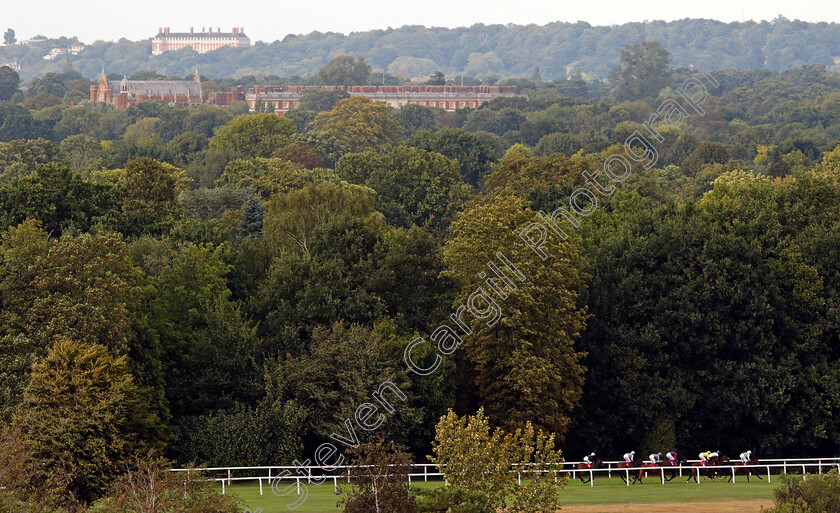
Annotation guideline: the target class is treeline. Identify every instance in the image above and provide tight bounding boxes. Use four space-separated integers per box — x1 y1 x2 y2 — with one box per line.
2 43 840 510
3 17 840 81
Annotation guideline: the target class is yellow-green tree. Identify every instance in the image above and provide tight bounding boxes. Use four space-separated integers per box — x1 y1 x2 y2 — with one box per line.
9 339 159 509
210 113 296 158
311 96 402 152
431 408 564 513
443 195 586 436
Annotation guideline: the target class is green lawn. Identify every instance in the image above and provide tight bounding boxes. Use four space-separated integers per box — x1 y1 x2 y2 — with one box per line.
226 472 778 513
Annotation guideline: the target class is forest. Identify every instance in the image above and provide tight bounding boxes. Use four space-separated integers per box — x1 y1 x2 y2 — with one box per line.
2 16 840 81
1 39 840 511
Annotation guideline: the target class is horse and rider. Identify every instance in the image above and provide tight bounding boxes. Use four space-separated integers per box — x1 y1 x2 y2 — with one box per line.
618 451 645 484
687 450 730 482
728 450 763 482
576 452 601 483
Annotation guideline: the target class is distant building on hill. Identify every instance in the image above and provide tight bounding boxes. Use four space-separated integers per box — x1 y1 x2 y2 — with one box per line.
245 85 522 114
152 27 250 55
90 68 203 108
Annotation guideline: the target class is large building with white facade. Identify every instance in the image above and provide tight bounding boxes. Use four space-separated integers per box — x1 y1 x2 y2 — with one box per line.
152 27 250 55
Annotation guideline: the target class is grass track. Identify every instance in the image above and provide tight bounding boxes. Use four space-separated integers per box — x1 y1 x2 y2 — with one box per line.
229 472 779 513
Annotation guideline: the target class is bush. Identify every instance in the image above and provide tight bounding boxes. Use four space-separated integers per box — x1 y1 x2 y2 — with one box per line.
764 472 840 513
88 459 241 513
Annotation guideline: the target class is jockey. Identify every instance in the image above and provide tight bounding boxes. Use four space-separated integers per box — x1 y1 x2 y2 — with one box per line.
623 451 635 464
583 452 596 467
649 453 662 466
666 451 678 464
740 450 752 464
699 451 712 464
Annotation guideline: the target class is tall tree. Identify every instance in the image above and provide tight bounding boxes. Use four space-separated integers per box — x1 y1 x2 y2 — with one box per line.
2 29 14 46
8 339 160 509
608 40 672 100
209 113 296 158
317 55 372 85
311 96 402 152
443 195 586 436
0 66 19 101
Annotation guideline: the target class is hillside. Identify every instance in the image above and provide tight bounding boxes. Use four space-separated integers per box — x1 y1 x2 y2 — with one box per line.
2 17 840 82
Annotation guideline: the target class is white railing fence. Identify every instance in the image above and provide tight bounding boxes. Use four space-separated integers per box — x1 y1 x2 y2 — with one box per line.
171 457 840 495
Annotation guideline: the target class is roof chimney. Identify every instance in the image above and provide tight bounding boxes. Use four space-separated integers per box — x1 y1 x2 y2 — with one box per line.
202 27 205 32
232 27 237 34
158 27 162 34
241 27 245 34
190 27 194 34
217 27 221 33
164 27 170 34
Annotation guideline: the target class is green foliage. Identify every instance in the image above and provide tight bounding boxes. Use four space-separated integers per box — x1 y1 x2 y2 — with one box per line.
264 323 421 451
175 402 305 466
416 487 493 513
210 113 296 158
609 40 672 100
409 128 501 187
0 65 19 101
263 180 374 255
431 409 565 513
317 55 372 86
341 441 419 513
298 88 350 112
443 195 586 435
764 472 840 513
88 459 242 513
7 339 160 509
311 96 402 152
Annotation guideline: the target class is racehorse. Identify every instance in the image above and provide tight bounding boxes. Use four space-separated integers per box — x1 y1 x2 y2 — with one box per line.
728 457 763 482
638 453 684 483
618 456 644 485
686 455 726 483
576 458 601 483
660 452 687 482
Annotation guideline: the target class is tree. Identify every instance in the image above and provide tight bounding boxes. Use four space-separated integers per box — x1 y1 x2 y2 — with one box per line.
609 40 672 100
535 132 581 157
311 96 402 152
3 29 14 46
317 55 372 85
341 441 419 513
361 146 473 233
252 218 452 352
530 65 542 82
443 195 586 435
209 113 296 158
393 104 439 137
89 459 241 513
409 128 501 187
427 71 446 85
764 472 840 513
298 88 350 112
263 181 374 256
8 339 160 509
0 66 19 101
431 409 564 513
272 143 325 169
124 157 183 216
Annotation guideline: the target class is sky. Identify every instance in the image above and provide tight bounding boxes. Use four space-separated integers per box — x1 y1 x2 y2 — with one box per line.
3 0 840 43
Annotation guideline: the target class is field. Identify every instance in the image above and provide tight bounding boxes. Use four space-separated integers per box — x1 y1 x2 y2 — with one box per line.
228 473 779 513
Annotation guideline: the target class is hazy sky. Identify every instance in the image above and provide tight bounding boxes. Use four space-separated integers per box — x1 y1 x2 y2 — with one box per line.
4 0 840 43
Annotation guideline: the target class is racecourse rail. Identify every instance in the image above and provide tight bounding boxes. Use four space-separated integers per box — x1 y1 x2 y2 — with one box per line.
171 457 840 495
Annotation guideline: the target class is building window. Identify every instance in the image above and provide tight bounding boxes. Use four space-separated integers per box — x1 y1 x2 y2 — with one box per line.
283 101 289 108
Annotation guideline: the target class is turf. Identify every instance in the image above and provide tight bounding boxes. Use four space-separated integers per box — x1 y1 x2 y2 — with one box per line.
227 472 779 513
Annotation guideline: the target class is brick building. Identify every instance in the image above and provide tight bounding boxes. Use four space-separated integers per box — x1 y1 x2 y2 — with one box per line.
152 27 250 55
90 69 203 108
245 85 521 114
